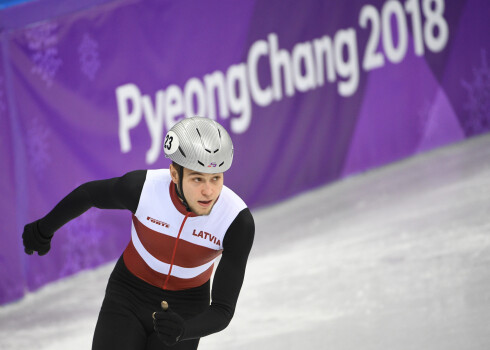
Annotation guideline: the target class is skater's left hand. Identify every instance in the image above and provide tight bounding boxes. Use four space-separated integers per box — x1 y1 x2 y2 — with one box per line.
153 301 185 346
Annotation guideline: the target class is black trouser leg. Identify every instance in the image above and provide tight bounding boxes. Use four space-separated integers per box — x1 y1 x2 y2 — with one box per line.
92 257 209 350
145 332 200 350
92 306 147 350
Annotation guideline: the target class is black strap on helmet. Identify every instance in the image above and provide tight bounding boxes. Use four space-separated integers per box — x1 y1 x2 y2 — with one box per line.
175 165 191 212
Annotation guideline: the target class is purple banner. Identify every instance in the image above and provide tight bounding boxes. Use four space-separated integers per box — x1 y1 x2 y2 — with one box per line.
1 0 489 304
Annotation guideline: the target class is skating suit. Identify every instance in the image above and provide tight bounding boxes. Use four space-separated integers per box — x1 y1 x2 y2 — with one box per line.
38 169 254 350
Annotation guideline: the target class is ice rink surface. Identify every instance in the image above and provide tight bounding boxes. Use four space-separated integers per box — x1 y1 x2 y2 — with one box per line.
1 135 490 350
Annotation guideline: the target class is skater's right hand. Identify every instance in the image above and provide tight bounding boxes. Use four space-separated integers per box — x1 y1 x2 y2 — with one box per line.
22 220 52 256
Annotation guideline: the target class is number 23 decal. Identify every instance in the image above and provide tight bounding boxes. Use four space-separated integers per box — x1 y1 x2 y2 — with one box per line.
163 131 179 154
164 135 173 150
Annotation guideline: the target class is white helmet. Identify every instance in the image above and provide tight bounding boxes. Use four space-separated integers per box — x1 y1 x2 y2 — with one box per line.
164 117 234 173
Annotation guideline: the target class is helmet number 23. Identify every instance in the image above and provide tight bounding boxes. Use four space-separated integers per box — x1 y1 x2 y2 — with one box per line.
164 135 173 150
164 130 179 155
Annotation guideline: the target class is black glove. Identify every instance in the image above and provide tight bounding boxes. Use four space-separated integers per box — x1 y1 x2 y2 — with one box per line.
153 301 185 346
22 219 52 256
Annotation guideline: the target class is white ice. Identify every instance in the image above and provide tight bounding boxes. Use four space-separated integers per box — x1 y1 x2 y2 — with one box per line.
1 134 490 350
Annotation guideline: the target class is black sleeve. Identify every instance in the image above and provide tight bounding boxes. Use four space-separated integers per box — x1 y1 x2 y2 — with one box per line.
38 170 146 237
181 207 255 340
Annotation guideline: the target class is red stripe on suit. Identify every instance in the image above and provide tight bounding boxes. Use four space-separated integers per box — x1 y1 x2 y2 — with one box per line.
132 215 222 268
123 240 215 291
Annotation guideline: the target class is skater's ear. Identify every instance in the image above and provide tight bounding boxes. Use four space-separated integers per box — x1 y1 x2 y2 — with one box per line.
170 163 180 184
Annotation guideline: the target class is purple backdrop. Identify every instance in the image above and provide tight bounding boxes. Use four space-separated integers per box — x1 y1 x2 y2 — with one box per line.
1 0 489 304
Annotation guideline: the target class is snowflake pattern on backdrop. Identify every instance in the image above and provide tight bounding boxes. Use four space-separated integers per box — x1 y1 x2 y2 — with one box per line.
461 49 490 135
25 22 62 87
60 209 105 277
25 118 51 177
78 34 101 81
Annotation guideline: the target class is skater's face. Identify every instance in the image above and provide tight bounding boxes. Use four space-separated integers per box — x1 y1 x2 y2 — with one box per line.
170 164 224 216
